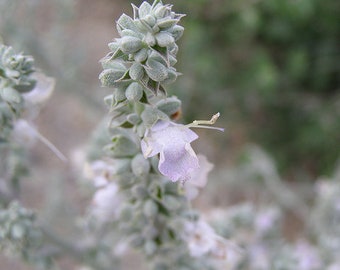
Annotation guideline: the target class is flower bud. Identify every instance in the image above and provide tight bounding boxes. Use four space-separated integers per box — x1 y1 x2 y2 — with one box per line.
125 82 143 102
144 241 157 256
0 87 22 104
163 195 181 211
131 153 151 176
155 32 175 47
108 41 119 51
99 69 125 87
138 2 152 19
169 25 184 41
143 200 158 217
114 87 127 102
143 14 156 27
141 106 168 129
156 96 181 116
144 32 156 47
131 185 149 200
107 135 138 157
134 48 149 62
157 19 179 29
129 62 144 81
120 36 143 54
154 5 168 18
145 59 168 82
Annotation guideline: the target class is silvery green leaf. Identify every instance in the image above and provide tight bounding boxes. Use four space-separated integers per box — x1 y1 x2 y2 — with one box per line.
100 59 126 70
156 96 181 116
104 94 115 107
138 2 152 19
125 82 143 102
117 13 138 32
129 62 144 81
142 15 156 27
107 41 118 52
168 54 177 66
169 43 179 55
120 36 143 54
121 29 142 39
144 59 168 82
155 32 175 47
157 18 179 29
153 5 168 18
135 19 152 33
101 49 124 63
0 87 22 104
131 153 151 177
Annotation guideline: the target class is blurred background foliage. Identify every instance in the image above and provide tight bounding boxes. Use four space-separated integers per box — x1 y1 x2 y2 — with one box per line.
1 0 339 179
169 0 340 179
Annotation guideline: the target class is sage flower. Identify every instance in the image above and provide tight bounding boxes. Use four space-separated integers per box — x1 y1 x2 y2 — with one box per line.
141 120 199 182
184 154 214 200
92 182 122 222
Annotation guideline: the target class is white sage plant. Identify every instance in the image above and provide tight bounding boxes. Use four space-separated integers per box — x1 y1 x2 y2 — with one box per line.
91 1 235 269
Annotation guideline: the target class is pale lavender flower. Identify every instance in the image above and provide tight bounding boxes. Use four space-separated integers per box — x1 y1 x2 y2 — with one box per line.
85 160 117 188
184 154 214 200
141 120 199 182
22 72 55 106
184 219 241 262
184 219 216 257
295 240 322 270
92 182 122 222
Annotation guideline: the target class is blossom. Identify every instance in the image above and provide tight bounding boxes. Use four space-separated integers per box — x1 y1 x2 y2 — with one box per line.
184 154 214 200
141 120 199 182
92 182 122 222
183 219 242 262
22 72 55 106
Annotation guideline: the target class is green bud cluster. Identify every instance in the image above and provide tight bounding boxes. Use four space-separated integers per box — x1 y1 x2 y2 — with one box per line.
99 0 184 97
0 201 55 269
0 44 36 141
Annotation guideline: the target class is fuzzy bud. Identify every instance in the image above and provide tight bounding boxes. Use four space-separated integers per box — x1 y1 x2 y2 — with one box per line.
156 96 181 117
120 36 143 54
131 153 151 176
129 63 144 81
155 32 175 47
143 200 158 217
145 59 168 82
125 82 144 101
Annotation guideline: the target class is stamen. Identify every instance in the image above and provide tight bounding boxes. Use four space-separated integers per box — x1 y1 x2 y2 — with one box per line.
186 112 224 132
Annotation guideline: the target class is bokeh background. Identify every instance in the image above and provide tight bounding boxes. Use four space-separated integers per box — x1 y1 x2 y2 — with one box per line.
1 0 339 269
